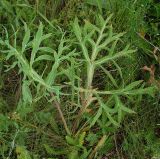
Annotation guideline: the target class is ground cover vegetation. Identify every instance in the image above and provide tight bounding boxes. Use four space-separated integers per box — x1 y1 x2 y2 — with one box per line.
0 0 159 159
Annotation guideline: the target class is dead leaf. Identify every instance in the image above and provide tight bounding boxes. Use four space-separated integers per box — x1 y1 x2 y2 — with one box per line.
142 65 155 84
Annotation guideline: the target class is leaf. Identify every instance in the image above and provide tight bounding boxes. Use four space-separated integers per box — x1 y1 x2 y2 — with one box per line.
108 39 119 56
16 146 31 159
103 14 113 26
98 32 124 51
45 63 58 86
124 80 143 91
84 20 100 33
118 108 122 124
97 95 117 113
11 25 17 48
101 66 118 88
60 49 77 61
30 22 43 66
68 149 79 159
5 61 18 72
22 23 30 53
88 135 107 159
66 136 77 146
90 107 102 127
34 55 53 62
121 105 135 114
16 103 34 118
81 43 90 61
115 95 135 114
0 0 14 14
44 144 70 155
78 132 86 146
41 33 52 41
37 11 57 30
95 0 103 14
112 60 124 84
73 18 82 42
36 22 43 41
0 38 5 45
80 148 91 159
73 18 90 61
96 95 119 126
3 26 9 39
22 81 32 103
126 87 155 96
97 14 106 27
105 110 119 126
57 36 69 56
95 49 135 66
39 47 54 53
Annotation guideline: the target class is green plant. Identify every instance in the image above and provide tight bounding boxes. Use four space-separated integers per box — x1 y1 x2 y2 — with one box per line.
0 3 156 158
72 14 154 129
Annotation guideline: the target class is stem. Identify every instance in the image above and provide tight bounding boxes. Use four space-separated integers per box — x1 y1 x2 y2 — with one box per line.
86 19 106 95
72 15 107 133
86 62 95 96
72 62 94 133
51 93 71 136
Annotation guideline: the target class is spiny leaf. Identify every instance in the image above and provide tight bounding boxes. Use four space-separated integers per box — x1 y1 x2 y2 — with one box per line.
73 18 82 42
34 55 54 62
30 22 43 66
126 87 155 96
22 23 30 53
80 43 90 61
95 49 135 66
98 32 125 50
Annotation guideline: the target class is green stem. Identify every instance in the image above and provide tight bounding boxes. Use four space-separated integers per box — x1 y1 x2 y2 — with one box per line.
86 62 95 93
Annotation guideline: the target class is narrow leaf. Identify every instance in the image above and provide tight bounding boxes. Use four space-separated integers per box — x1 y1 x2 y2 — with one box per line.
73 18 82 42
124 80 143 91
22 23 30 53
90 107 102 127
34 55 53 62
